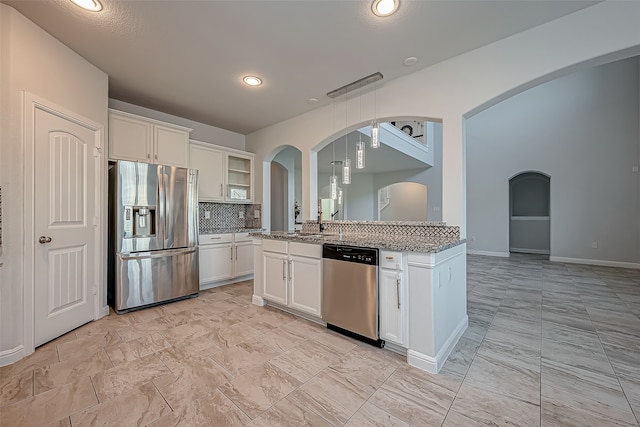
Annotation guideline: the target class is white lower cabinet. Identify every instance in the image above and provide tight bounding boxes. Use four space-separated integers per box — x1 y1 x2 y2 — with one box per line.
263 251 288 305
289 254 322 317
379 269 406 346
199 233 254 288
261 240 322 318
379 251 407 347
235 241 254 277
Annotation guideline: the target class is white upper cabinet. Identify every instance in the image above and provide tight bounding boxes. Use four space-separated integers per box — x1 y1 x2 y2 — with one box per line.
109 109 191 167
189 140 254 203
189 141 225 201
226 152 254 203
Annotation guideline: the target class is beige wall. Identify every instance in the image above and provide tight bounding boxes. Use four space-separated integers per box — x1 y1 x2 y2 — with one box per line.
0 4 108 360
246 2 640 240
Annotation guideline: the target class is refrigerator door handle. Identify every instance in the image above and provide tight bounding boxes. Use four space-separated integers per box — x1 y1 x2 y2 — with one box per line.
119 247 197 260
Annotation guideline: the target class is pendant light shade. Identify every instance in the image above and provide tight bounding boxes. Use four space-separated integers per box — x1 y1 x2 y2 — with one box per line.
330 175 338 200
338 189 343 205
371 120 380 148
342 158 351 185
356 140 365 169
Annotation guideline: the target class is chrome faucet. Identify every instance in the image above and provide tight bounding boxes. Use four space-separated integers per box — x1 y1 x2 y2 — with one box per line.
317 199 324 233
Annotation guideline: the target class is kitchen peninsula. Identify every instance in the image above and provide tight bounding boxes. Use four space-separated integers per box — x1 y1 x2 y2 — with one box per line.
251 221 467 374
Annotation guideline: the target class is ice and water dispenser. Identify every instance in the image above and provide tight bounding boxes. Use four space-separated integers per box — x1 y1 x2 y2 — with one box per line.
123 206 156 238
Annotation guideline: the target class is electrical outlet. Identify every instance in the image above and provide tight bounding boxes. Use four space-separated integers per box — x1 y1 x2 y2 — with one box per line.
633 166 639 173
254 210 260 219
204 211 211 219
471 236 476 241
433 206 440 212
238 211 244 219
591 241 598 249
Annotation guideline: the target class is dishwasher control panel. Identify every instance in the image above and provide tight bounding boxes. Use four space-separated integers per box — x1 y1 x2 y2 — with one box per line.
322 244 378 266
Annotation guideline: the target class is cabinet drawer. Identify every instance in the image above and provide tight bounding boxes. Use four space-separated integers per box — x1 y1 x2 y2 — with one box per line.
262 238 288 254
289 242 322 258
199 233 233 245
234 232 252 243
380 251 403 270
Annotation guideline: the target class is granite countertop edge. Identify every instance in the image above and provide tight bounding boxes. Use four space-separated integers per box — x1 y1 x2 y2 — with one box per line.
250 231 466 253
200 228 265 234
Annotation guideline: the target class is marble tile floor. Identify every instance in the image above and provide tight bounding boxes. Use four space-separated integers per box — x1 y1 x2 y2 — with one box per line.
1 254 639 426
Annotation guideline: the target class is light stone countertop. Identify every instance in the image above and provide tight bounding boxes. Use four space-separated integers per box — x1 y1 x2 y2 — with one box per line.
200 228 264 234
250 231 465 253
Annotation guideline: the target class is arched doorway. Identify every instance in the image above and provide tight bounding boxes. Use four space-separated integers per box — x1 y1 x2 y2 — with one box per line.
265 146 302 232
509 172 550 255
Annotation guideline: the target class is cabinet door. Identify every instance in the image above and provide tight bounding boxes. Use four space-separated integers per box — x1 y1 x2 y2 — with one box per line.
263 251 287 305
154 124 189 167
189 144 224 201
199 244 233 286
234 242 254 277
379 269 406 346
289 255 322 317
109 112 152 162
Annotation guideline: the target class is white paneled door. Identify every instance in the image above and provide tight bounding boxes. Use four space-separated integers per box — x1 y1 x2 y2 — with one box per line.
34 107 98 346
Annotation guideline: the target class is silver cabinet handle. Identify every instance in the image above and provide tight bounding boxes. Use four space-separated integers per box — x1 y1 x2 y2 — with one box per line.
396 278 401 309
230 247 233 260
288 260 292 283
155 154 158 160
220 183 223 197
39 236 52 244
147 153 151 159
282 259 286 281
235 246 238 260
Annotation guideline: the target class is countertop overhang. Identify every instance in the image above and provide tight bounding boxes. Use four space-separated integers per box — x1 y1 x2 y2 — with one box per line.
250 231 465 253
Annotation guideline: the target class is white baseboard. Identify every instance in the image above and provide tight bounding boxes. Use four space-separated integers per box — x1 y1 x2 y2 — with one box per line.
0 345 25 367
467 250 510 258
510 248 550 255
200 274 254 291
407 315 468 374
383 341 407 357
550 256 640 270
252 295 266 306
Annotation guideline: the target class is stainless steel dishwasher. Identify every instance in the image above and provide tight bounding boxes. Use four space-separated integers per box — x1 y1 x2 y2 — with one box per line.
322 244 383 347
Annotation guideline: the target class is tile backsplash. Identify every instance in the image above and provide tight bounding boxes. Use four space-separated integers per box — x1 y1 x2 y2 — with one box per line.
198 202 262 232
302 220 460 239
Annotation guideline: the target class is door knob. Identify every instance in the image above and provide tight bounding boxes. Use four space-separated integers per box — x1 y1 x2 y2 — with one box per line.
39 236 52 244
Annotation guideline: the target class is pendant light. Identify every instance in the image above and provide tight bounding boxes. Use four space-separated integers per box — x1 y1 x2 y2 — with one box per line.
330 140 338 199
371 80 380 148
356 87 365 169
330 100 338 199
343 92 352 184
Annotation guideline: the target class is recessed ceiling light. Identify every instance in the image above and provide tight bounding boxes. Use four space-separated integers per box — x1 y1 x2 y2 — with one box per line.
70 0 102 12
403 56 418 67
372 0 399 17
308 98 318 104
243 76 262 86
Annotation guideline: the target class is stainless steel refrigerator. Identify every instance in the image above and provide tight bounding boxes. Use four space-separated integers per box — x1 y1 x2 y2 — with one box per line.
108 160 199 313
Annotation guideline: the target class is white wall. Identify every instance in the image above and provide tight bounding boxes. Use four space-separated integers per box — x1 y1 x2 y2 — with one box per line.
467 58 639 264
0 4 108 357
109 99 245 151
246 2 640 244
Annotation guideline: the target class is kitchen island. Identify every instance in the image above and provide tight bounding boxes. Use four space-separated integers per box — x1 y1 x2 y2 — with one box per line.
251 221 467 374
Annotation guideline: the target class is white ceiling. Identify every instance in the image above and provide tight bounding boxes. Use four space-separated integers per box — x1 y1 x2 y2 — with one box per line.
3 0 598 135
